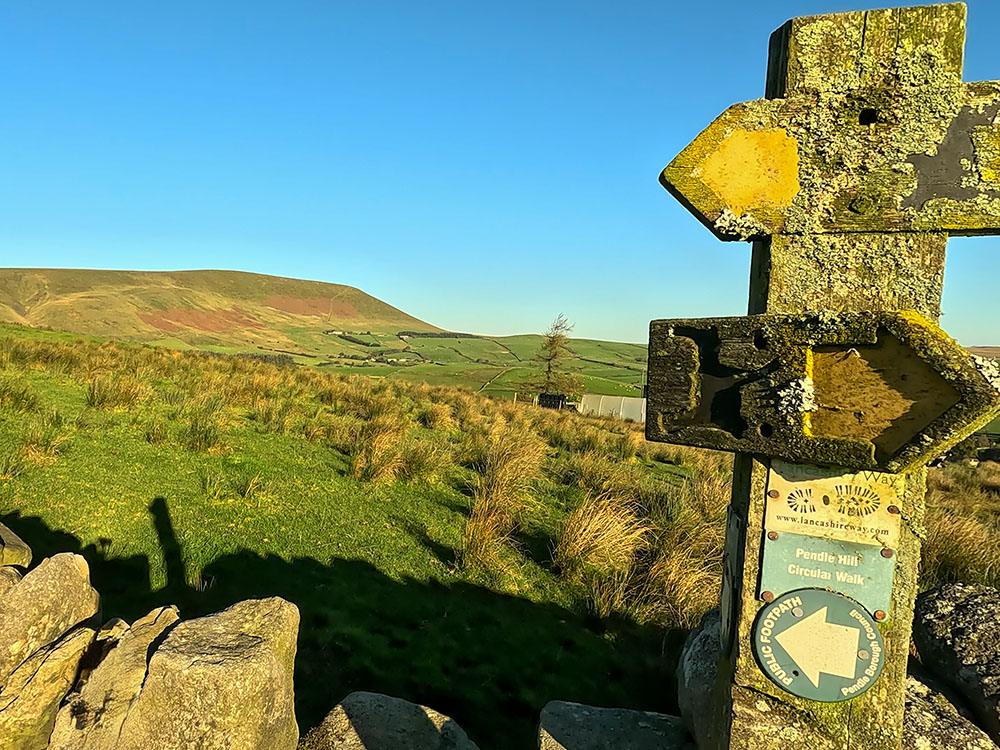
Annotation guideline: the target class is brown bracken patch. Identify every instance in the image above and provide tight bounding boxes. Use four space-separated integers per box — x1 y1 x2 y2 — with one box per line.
138 307 266 333
264 295 358 318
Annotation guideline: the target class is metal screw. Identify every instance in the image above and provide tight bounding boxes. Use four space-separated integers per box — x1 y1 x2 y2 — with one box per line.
767 490 780 498
881 548 894 558
762 591 774 603
887 505 900 515
792 607 804 618
858 649 870 660
874 610 887 621
767 531 779 541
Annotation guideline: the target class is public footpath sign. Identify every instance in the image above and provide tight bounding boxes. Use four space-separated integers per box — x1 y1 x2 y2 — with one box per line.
752 589 885 702
759 460 903 616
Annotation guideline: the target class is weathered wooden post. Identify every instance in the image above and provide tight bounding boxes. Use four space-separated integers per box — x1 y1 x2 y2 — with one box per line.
647 3 1000 748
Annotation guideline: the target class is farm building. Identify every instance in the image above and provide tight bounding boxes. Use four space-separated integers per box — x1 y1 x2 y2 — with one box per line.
578 394 646 422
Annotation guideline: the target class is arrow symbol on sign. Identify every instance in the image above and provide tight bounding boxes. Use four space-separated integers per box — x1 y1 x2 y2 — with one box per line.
775 607 860 688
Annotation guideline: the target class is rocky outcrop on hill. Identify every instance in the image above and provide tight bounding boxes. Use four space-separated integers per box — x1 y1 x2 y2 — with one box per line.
0 522 299 750
0 553 99 686
0 628 95 750
48 606 181 750
913 583 1000 744
301 691 479 749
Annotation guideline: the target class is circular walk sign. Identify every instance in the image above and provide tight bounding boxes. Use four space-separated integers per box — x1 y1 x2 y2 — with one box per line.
751 588 885 702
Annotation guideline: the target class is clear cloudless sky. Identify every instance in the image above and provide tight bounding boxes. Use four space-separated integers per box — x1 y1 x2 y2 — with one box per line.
1 0 998 344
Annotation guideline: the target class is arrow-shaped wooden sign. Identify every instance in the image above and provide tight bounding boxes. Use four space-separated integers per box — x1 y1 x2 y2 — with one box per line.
662 3 1000 241
646 310 1000 472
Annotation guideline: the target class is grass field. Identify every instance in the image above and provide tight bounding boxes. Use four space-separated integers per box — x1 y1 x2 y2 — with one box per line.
2 323 997 748
0 325 698 748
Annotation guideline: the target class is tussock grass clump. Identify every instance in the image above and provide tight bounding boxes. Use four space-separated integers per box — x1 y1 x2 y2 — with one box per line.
922 461 1000 589
142 413 169 444
350 414 410 484
20 421 70 464
231 471 267 502
0 378 41 413
248 398 295 434
417 401 456 431
554 494 649 581
398 438 452 485
181 398 226 452
461 420 548 571
86 374 147 410
0 445 26 480
922 510 1000 588
198 470 225 501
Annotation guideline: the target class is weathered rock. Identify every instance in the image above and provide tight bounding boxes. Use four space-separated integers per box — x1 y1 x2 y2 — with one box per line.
676 609 720 750
0 566 22 597
903 675 996 750
115 597 299 750
0 627 94 750
913 583 1000 743
538 701 694 750
0 554 99 685
48 606 180 750
302 691 479 750
0 522 31 568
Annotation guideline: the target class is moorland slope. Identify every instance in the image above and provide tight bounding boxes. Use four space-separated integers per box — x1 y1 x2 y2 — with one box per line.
0 267 439 346
0 269 648 397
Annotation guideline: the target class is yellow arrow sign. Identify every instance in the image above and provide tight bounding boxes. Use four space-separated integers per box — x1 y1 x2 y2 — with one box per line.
646 310 1000 472
662 4 1000 241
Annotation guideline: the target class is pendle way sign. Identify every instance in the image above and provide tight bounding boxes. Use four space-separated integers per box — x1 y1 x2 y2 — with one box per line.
752 588 885 702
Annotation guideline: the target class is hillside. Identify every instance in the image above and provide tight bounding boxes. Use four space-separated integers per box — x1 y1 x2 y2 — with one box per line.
971 346 1000 360
0 268 439 346
0 269 648 397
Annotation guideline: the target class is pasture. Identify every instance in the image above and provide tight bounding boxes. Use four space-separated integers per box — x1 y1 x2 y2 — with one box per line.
0 323 996 748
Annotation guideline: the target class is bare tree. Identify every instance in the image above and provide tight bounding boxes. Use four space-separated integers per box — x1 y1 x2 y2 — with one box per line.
534 313 583 396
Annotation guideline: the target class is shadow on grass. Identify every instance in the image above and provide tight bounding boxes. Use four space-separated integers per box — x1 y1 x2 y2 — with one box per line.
3 501 682 750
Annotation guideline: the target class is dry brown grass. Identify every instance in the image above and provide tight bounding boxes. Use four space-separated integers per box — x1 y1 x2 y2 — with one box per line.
922 461 1000 588
398 437 452 484
86 374 148 410
554 493 650 580
417 401 456 431
350 414 411 484
460 420 548 570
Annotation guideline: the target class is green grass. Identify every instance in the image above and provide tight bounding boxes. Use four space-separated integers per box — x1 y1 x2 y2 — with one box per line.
0 328 693 749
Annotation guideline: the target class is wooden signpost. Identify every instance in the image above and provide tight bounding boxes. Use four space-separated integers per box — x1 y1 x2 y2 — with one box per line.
647 4 1000 749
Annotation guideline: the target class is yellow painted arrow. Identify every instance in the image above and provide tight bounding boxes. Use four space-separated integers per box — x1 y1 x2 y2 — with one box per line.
662 5 1000 242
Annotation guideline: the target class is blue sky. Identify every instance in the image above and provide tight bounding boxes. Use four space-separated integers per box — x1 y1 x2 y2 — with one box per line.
1 1 998 344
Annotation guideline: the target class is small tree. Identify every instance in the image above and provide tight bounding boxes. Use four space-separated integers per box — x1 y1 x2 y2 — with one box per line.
534 314 583 397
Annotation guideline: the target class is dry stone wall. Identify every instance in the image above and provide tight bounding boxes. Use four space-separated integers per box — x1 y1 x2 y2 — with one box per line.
0 522 299 750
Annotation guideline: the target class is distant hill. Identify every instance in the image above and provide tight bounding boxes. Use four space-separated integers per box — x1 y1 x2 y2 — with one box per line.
970 346 1000 360
0 268 648 397
0 268 440 351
